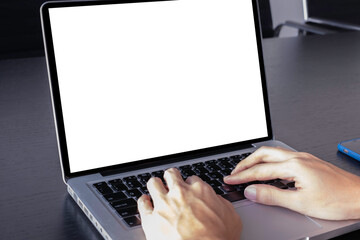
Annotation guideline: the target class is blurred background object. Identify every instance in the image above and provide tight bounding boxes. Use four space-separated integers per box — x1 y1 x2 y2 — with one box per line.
259 0 360 38
1 0 360 59
305 0 360 31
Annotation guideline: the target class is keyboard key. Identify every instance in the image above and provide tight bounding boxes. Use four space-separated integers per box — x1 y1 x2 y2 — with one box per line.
206 164 221 172
93 182 113 195
229 155 241 161
221 184 236 193
192 162 205 168
140 186 149 195
234 184 247 191
213 187 224 195
109 178 123 184
138 173 151 184
123 176 138 182
108 178 123 184
217 157 230 163
262 179 276 184
103 192 127 203
123 216 141 227
287 181 296 188
218 161 233 170
123 178 142 189
230 160 242 166
238 183 249 188
117 206 139 218
111 198 137 210
220 169 232 176
269 181 288 189
151 170 167 185
247 181 263 185
229 161 238 167
205 160 217 165
198 174 211 182
181 169 196 177
207 180 222 188
126 189 143 198
222 191 246 202
108 179 128 191
207 172 224 180
193 167 209 175
138 180 148 187
217 177 225 184
151 170 165 179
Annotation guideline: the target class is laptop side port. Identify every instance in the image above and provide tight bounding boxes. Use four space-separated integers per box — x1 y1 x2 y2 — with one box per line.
66 185 112 240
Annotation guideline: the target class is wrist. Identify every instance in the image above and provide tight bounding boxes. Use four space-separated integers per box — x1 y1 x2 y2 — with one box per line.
345 176 360 219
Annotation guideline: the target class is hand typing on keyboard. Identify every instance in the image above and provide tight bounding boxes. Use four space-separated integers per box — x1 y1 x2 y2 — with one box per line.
224 146 360 221
137 168 242 240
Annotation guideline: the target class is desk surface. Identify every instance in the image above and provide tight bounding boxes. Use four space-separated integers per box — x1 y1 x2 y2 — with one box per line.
1 32 360 239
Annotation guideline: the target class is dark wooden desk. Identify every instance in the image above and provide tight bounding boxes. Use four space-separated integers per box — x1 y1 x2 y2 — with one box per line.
1 32 360 239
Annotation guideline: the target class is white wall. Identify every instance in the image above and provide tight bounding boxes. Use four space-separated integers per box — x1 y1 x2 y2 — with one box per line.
270 0 304 37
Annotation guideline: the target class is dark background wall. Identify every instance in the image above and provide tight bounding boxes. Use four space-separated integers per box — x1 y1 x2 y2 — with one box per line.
0 0 55 58
0 0 303 59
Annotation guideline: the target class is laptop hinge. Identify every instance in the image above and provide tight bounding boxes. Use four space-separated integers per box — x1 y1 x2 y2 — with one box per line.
100 143 254 177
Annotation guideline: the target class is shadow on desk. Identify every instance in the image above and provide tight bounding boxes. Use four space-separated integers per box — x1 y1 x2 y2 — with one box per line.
330 229 360 240
63 196 102 240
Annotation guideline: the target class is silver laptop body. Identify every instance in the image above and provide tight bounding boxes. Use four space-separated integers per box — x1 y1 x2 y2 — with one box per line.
41 0 360 239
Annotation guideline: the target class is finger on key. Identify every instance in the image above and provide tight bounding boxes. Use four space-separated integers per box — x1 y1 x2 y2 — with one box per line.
226 161 295 184
232 146 298 174
147 177 167 202
185 175 203 185
137 194 153 219
163 168 185 189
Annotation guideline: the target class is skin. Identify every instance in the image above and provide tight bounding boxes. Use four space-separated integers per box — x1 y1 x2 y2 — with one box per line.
137 168 242 240
225 146 360 220
138 146 360 239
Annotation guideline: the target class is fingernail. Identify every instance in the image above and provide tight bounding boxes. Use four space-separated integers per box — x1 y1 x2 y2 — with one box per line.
224 176 230 181
244 186 256 201
231 168 241 175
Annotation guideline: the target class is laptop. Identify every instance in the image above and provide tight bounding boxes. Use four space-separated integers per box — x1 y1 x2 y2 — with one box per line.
40 0 360 239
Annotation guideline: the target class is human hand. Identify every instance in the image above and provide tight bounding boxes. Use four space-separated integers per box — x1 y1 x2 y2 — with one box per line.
138 168 242 240
224 146 360 220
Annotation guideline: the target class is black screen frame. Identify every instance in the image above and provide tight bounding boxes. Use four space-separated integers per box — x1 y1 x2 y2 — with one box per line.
41 0 273 181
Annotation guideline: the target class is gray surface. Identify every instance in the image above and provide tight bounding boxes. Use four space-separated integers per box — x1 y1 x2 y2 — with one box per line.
1 32 360 239
263 32 360 174
270 0 304 37
237 203 321 239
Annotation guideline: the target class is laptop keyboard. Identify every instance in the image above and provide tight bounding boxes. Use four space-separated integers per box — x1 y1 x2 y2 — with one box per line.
92 152 294 228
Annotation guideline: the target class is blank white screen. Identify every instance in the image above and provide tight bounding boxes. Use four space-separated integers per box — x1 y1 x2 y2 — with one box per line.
49 0 268 173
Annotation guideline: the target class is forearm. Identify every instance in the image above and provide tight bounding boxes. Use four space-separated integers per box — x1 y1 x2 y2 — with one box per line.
341 172 360 220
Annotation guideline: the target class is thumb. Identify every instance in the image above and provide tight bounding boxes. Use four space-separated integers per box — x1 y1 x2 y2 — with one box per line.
244 185 296 209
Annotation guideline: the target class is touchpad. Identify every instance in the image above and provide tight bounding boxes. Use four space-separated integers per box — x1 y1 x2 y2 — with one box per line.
236 203 322 240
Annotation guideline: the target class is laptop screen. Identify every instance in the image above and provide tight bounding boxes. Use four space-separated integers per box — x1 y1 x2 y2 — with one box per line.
46 0 269 174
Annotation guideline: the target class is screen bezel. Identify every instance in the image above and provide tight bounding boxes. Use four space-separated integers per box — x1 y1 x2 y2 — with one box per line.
41 0 273 180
